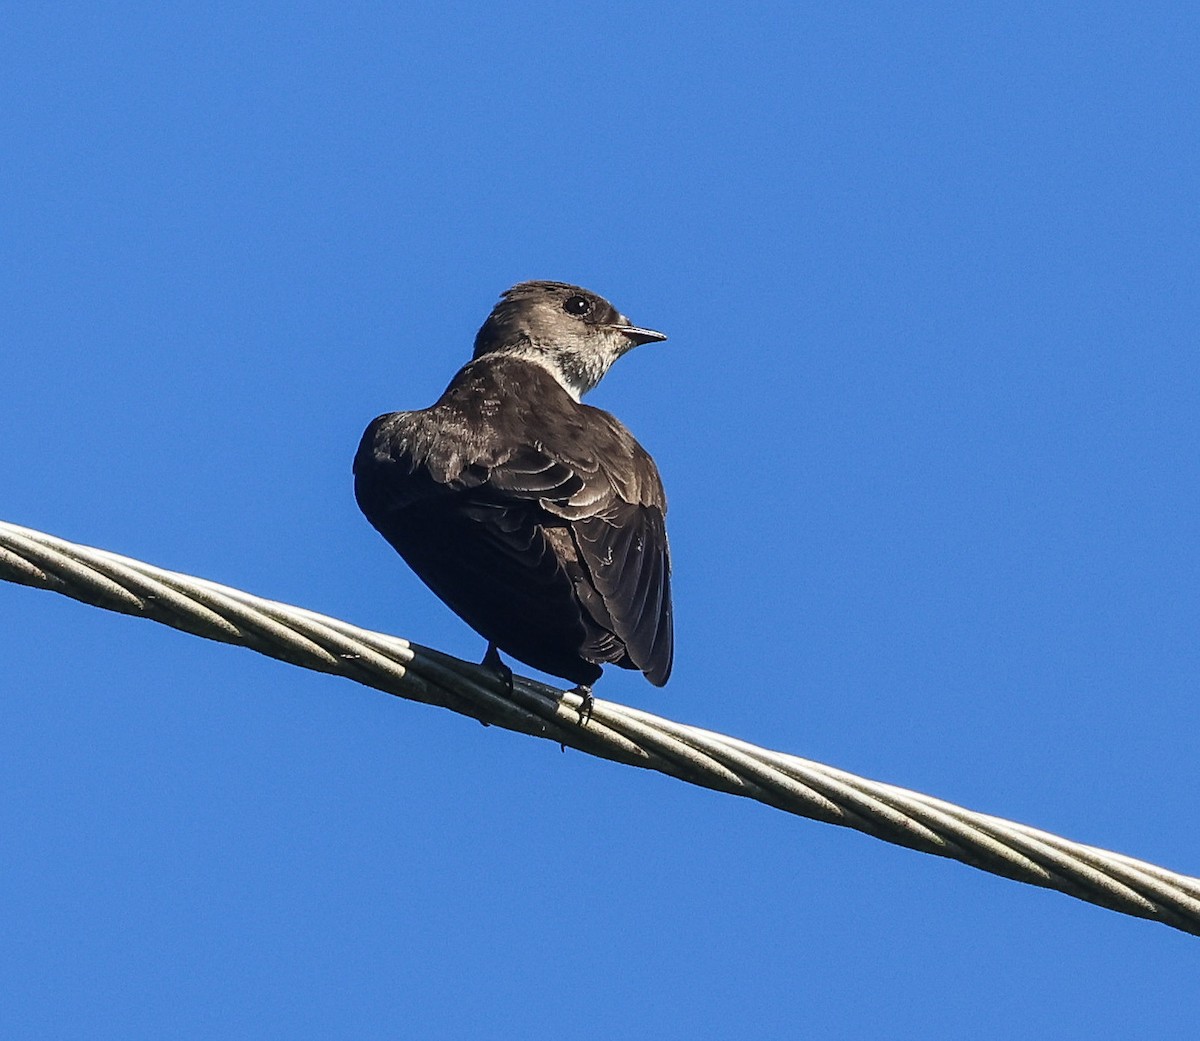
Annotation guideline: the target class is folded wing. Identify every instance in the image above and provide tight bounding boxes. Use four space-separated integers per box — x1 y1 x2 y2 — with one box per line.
354 384 673 687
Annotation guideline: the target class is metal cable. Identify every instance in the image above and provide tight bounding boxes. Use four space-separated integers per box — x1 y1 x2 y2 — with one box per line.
2 519 1198 936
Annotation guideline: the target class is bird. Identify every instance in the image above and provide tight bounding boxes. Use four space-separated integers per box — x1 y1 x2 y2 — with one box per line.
353 280 673 714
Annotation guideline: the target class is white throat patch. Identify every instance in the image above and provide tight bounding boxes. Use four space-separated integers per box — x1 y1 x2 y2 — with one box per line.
504 343 618 402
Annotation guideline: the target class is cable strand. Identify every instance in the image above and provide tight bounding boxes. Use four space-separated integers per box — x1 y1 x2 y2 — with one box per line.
2 519 1197 937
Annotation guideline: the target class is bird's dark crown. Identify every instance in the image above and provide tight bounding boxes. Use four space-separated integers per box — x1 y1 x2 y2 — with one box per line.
472 281 622 359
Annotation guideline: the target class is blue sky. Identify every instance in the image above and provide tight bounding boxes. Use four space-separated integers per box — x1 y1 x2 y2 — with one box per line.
3 3 1198 1037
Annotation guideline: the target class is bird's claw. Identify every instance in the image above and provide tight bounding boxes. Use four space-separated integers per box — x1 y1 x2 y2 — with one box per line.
571 685 595 727
481 643 514 696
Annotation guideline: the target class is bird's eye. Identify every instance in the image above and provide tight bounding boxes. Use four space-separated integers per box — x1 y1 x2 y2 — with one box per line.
563 295 592 317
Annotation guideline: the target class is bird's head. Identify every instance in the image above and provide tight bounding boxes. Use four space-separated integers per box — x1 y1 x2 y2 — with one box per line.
472 281 667 400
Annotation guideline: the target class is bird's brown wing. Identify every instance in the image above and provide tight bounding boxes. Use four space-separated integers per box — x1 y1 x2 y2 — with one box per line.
531 407 673 687
355 414 600 684
354 400 673 686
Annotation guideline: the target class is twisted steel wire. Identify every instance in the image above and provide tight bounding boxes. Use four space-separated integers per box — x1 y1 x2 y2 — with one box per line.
2 519 1198 936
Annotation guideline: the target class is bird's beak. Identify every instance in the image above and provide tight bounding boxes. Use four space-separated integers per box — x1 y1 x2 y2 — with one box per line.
611 322 668 347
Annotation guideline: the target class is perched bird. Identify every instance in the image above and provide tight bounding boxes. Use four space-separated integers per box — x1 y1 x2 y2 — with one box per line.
354 280 673 708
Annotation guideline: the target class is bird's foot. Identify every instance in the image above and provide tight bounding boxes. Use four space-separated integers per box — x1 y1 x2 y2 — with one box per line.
481 643 514 697
569 684 595 727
